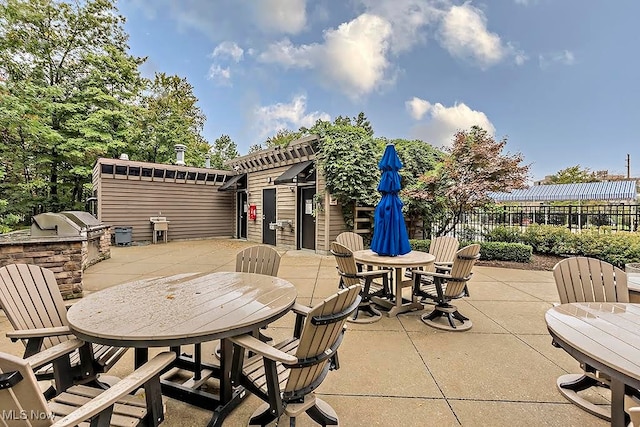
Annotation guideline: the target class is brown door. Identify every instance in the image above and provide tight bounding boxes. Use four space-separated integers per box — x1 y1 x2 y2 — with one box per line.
262 188 276 246
299 187 315 250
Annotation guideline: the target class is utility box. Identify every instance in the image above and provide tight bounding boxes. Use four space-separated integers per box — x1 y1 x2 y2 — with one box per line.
114 226 132 246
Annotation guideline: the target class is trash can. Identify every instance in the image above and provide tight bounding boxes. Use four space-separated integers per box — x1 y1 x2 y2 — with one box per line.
114 226 132 246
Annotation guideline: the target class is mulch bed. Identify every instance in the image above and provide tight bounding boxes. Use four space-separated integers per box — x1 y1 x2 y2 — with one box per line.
476 253 565 271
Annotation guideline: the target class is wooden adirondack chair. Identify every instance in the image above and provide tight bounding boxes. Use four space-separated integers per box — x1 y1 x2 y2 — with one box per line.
552 256 630 421
335 232 364 252
411 236 461 299
229 285 361 426
331 242 390 323
0 264 127 386
414 244 480 331
0 338 175 427
236 245 281 276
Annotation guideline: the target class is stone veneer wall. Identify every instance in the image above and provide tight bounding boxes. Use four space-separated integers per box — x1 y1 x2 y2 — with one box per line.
0 228 111 299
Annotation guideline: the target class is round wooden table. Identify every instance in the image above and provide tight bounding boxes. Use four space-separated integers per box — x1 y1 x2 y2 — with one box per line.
67 271 297 427
352 249 435 316
546 302 640 427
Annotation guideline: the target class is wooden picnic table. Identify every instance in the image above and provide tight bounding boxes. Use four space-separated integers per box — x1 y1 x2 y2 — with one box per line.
546 302 640 427
66 271 297 427
352 249 435 316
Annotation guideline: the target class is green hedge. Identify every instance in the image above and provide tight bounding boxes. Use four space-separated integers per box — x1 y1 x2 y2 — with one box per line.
409 239 532 263
484 225 640 267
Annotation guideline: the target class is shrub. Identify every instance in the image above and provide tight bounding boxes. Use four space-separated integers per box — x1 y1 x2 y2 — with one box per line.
483 226 521 243
409 239 431 252
521 225 573 254
479 242 532 262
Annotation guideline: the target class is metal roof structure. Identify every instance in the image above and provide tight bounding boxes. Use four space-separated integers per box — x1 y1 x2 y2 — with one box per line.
489 180 638 203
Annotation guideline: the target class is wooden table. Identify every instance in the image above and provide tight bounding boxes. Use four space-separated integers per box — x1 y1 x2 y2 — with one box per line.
352 249 435 316
67 271 297 427
545 302 640 427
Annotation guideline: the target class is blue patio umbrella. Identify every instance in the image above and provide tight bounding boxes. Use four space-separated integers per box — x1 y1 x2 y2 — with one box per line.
370 144 411 256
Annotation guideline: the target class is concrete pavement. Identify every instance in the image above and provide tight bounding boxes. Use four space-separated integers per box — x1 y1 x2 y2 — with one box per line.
0 238 609 426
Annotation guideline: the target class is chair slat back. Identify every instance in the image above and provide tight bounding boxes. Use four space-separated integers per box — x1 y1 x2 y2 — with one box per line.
553 257 629 304
445 244 481 297
0 352 52 427
330 242 360 286
336 232 364 252
0 264 70 350
235 246 281 276
284 285 361 395
429 236 460 264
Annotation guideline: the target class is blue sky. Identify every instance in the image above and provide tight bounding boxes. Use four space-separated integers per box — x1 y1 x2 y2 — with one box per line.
119 0 639 181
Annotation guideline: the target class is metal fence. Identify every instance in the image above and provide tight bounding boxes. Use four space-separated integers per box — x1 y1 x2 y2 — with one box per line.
429 204 640 241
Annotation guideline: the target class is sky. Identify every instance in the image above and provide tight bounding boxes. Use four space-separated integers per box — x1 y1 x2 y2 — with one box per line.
118 0 640 182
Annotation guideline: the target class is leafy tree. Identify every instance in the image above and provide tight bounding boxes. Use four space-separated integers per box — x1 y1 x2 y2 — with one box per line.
548 165 598 184
409 126 530 236
210 134 238 169
132 72 208 166
265 129 300 149
0 0 144 212
247 143 263 154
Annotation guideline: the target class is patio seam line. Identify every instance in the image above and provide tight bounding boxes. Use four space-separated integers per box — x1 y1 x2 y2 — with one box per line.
402 313 462 425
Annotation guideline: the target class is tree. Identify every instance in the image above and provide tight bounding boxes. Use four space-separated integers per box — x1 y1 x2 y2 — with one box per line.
210 134 238 169
0 0 144 212
409 126 530 237
548 165 598 184
132 72 208 166
265 129 300 149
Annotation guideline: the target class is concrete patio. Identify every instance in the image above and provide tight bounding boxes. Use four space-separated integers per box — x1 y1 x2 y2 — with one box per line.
0 238 610 426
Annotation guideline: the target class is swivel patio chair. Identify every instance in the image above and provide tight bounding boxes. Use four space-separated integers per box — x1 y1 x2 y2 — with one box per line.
229 284 361 426
552 256 630 421
0 338 175 427
414 244 480 331
410 236 461 299
0 263 127 389
331 241 390 323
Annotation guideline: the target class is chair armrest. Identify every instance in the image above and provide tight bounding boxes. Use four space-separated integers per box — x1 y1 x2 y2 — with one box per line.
50 352 176 427
230 334 298 364
7 325 72 341
412 270 451 280
291 303 312 317
25 338 85 370
357 270 389 279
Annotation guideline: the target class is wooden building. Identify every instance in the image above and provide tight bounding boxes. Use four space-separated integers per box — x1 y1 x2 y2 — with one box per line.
92 136 348 253
92 157 235 242
222 135 347 254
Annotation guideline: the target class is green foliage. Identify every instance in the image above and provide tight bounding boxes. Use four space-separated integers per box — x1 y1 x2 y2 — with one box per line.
408 239 431 252
521 225 575 254
484 226 522 243
479 242 532 262
548 165 598 184
265 129 301 149
210 134 238 170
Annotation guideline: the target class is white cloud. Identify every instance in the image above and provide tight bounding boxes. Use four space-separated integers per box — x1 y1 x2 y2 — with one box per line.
259 13 393 98
409 100 495 147
539 50 575 69
254 0 307 34
207 64 232 85
357 0 443 53
405 97 432 120
211 41 244 62
437 3 509 69
253 95 330 140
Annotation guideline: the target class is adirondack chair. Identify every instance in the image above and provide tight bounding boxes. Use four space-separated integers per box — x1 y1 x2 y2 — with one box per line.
229 284 361 426
331 242 390 323
236 245 281 276
0 338 175 427
414 244 480 331
213 245 282 359
552 256 630 421
335 232 364 252
411 236 461 299
0 263 127 386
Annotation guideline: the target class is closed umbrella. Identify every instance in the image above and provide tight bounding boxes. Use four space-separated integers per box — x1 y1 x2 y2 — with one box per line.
370 144 411 256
